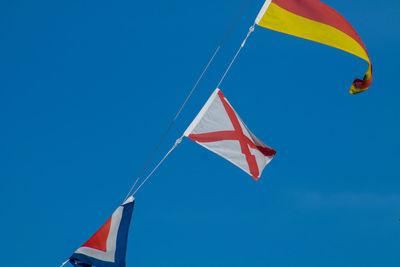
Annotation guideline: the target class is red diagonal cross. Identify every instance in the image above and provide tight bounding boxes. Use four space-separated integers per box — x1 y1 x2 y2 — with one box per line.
188 90 276 180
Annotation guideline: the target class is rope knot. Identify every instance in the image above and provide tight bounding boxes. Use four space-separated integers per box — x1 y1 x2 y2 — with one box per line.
249 25 255 33
175 137 183 146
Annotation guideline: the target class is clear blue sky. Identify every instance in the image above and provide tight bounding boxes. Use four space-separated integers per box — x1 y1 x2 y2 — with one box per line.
1 0 399 266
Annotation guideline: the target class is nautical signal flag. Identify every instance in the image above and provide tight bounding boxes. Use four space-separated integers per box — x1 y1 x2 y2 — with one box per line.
184 88 276 180
255 0 372 94
68 196 135 267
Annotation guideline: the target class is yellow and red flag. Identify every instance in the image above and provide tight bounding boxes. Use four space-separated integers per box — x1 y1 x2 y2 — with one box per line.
255 0 372 94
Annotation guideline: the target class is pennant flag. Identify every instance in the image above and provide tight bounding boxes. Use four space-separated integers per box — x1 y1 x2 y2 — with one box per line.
255 0 372 94
69 196 135 267
184 88 276 180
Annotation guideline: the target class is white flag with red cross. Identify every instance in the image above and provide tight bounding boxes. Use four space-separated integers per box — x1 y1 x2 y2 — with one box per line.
184 88 276 180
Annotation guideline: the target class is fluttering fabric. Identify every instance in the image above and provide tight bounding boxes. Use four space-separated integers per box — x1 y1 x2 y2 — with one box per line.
69 196 135 267
184 88 276 180
255 0 372 94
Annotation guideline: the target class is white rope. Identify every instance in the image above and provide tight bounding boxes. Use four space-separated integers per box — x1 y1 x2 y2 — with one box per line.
216 24 255 89
131 136 183 196
122 1 249 202
129 24 256 198
59 259 69 267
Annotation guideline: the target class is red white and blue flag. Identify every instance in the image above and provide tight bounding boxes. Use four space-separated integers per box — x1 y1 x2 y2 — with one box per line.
184 88 276 180
68 196 135 267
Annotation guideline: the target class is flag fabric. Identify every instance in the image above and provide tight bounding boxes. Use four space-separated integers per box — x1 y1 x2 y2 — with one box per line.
69 196 135 267
255 0 372 94
184 88 276 180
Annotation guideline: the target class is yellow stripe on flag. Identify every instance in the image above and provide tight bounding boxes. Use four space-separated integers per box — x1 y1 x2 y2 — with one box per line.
258 3 370 63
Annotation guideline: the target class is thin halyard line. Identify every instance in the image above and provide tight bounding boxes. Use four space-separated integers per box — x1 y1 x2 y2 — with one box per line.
123 0 250 200
130 22 258 197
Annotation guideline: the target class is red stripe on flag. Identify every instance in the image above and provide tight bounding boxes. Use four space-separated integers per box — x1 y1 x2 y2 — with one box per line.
189 131 238 143
189 131 276 157
272 0 367 51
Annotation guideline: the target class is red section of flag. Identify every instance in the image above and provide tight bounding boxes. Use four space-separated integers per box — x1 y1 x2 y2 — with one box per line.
272 0 367 50
82 216 112 252
188 90 276 180
353 68 373 90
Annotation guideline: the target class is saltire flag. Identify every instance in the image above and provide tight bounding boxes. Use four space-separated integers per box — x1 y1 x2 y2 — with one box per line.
68 196 135 267
184 88 276 180
255 0 372 94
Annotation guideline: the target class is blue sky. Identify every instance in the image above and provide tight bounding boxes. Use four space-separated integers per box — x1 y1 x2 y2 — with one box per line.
1 0 399 266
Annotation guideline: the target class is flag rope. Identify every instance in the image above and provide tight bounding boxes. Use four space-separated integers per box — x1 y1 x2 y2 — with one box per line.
127 23 257 198
216 24 255 89
59 259 69 267
131 136 183 196
123 0 249 201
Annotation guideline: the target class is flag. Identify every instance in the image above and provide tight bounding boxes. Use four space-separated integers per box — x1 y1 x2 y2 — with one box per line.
184 88 276 180
69 196 135 267
255 0 372 94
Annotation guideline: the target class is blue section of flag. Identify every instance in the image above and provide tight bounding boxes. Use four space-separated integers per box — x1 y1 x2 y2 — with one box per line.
69 198 135 267
70 260 91 267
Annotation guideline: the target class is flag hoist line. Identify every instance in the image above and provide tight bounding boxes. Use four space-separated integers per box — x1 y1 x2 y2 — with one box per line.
128 24 259 197
122 0 250 201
